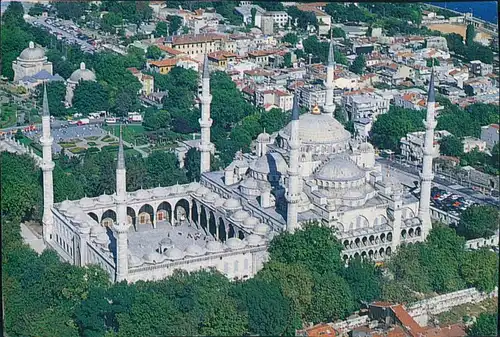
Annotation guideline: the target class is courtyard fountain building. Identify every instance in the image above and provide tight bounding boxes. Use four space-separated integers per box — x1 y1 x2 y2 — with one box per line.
40 39 438 282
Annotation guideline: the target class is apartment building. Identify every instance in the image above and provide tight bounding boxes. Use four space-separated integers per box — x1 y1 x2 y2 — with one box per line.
296 84 326 110
163 33 236 58
462 137 487 153
400 130 453 164
342 93 390 121
470 60 494 76
480 124 499 149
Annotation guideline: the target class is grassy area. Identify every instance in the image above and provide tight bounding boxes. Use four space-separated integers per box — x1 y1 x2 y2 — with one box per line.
85 136 100 141
60 143 77 148
434 297 498 326
0 103 19 128
69 147 87 154
103 124 148 145
101 135 115 143
87 141 97 146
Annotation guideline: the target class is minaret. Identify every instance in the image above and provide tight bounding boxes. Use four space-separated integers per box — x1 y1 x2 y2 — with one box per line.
286 93 301 232
323 31 336 116
113 126 130 282
418 68 437 237
198 52 213 174
40 84 55 243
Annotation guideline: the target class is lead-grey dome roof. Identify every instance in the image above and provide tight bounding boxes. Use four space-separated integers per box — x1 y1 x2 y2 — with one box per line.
280 112 351 145
250 152 288 175
19 41 46 61
69 62 96 82
315 156 365 182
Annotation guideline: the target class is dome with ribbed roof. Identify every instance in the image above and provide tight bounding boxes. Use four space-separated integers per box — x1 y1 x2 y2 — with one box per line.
59 200 73 212
97 193 113 204
257 131 271 142
214 197 225 208
134 189 151 200
79 197 95 208
280 112 351 145
206 240 224 253
250 152 288 175
153 186 168 198
240 177 260 189
242 216 259 229
252 223 270 235
164 247 185 260
315 155 365 183
19 41 46 61
195 186 210 197
185 244 206 257
225 237 246 250
231 209 250 222
68 62 96 83
171 183 185 194
187 181 201 191
143 252 165 264
203 192 219 204
223 198 241 210
246 234 264 246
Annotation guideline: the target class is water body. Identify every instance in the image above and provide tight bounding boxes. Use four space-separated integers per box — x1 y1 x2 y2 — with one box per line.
429 1 499 24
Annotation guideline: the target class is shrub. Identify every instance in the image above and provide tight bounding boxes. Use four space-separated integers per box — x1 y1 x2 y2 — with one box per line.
87 141 97 146
69 147 86 154
87 147 100 153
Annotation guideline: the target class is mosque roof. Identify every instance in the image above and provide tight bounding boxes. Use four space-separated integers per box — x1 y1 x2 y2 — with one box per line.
69 62 96 82
281 112 351 145
250 152 288 175
19 41 46 61
315 155 365 182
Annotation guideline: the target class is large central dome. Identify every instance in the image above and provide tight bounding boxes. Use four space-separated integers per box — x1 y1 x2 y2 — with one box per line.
280 112 351 145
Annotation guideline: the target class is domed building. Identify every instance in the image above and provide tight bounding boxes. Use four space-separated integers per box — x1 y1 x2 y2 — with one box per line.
13 41 54 83
65 62 97 106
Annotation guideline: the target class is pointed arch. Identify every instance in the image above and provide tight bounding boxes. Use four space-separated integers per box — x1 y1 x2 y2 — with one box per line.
87 212 98 223
157 202 172 225
192 201 199 227
138 204 154 228
127 207 136 229
238 231 245 240
174 198 190 225
228 224 235 238
218 218 227 242
208 211 216 237
200 207 208 234
101 209 116 227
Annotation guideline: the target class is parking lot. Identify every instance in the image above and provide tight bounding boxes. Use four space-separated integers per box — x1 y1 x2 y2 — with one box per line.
429 186 478 217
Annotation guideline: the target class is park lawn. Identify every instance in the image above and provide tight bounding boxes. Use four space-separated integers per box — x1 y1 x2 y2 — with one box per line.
69 147 87 154
434 297 497 326
85 136 100 141
104 125 146 144
19 136 43 157
0 104 17 128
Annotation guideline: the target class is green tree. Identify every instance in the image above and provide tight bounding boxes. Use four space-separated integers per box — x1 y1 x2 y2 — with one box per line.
232 278 292 336
426 57 440 67
282 33 298 46
350 54 366 75
146 45 162 60
114 90 135 117
439 135 464 157
73 81 109 115
143 108 170 131
167 15 183 34
371 106 426 151
331 27 346 39
154 21 169 37
342 258 382 305
387 243 432 294
460 248 499 292
268 222 344 276
468 313 499 337
308 273 355 323
458 205 499 240
53 1 87 20
283 52 293 67
2 1 25 27
257 261 314 319
28 3 46 16
145 151 187 187
250 7 257 26
466 24 475 46
260 108 289 133
101 12 123 33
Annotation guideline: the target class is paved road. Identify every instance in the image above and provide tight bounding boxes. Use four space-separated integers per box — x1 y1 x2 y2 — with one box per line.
31 17 96 52
20 223 45 255
1 118 106 134
377 158 499 207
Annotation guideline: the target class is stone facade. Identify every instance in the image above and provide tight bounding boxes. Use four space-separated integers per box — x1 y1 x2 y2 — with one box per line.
13 41 53 83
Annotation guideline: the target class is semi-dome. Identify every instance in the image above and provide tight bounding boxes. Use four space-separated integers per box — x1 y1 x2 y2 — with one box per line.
79 197 95 208
69 62 96 82
412 218 421 225
205 240 224 253
246 234 264 246
225 237 246 250
231 209 250 222
250 152 288 175
203 192 219 204
359 142 374 153
195 186 210 197
97 193 113 204
242 216 259 229
252 223 270 235
164 247 185 260
280 112 351 145
128 254 143 268
59 200 73 212
185 244 206 257
19 41 46 61
343 189 365 200
223 198 240 210
315 156 365 182
143 252 165 264
134 189 150 200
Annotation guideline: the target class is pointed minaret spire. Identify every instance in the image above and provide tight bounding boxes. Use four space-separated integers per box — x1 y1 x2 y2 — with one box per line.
40 81 55 243
324 33 336 116
43 82 50 116
286 92 301 233
418 65 437 238
198 45 214 175
203 52 210 79
117 124 125 170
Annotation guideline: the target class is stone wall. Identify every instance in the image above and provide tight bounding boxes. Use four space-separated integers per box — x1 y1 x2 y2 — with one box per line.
465 231 499 250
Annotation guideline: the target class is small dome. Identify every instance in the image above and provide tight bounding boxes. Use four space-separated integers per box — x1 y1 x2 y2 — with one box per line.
225 237 246 250
195 186 210 197
404 219 413 227
250 152 288 176
67 206 83 218
19 41 46 61
203 192 219 204
231 209 250 222
185 244 206 257
359 142 374 153
315 155 365 183
90 225 106 236
160 237 173 247
153 186 168 198
59 200 73 212
69 62 96 82
187 181 201 191
164 247 185 260
246 234 264 246
242 216 259 229
143 252 165 264
98 193 113 204
253 223 270 235
412 218 421 225
257 131 271 142
171 184 185 194
240 177 259 189
214 197 225 208
128 254 143 268
134 189 150 200
205 240 224 253
79 197 95 208
223 198 240 210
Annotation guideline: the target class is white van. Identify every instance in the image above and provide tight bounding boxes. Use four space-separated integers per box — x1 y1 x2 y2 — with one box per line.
105 117 117 125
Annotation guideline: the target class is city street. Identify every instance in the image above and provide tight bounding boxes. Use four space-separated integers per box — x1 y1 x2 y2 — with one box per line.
377 158 499 207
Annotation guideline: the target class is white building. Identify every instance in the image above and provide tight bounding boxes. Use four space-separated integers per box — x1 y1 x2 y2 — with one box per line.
12 41 53 83
480 124 499 149
400 130 452 164
39 56 440 283
462 137 487 153
342 93 390 121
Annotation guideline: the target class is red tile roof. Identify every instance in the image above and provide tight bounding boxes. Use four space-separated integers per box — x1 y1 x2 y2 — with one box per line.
148 59 178 67
157 45 184 55
391 304 425 337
